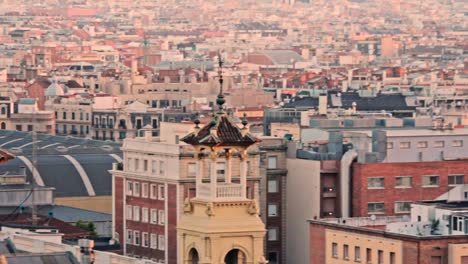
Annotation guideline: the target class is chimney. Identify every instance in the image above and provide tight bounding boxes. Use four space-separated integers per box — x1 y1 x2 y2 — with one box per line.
352 102 357 114
318 94 327 115
131 58 138 84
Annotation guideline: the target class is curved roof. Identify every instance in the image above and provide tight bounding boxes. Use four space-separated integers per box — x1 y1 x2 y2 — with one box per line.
0 131 122 197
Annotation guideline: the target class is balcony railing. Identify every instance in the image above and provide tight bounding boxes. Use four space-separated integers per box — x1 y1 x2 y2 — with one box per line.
196 183 245 201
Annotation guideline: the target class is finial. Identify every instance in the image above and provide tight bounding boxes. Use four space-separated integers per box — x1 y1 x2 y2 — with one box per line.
241 113 248 128
216 52 225 111
194 112 200 128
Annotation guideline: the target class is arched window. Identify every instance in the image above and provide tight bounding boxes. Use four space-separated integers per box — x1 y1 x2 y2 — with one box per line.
224 249 246 264
1 122 5 129
188 248 199 264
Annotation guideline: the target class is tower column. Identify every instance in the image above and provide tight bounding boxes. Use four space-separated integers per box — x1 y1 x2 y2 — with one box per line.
210 152 217 200
196 155 203 197
225 151 232 183
240 153 247 199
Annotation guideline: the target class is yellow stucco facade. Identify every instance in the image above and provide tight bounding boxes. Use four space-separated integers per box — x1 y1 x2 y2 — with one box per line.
325 229 403 264
448 243 468 264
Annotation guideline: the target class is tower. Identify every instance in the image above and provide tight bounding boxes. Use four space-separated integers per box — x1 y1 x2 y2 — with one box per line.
178 57 267 264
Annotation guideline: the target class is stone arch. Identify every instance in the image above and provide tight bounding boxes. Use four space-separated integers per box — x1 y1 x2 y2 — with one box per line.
0 122 5 130
187 248 199 264
223 248 247 264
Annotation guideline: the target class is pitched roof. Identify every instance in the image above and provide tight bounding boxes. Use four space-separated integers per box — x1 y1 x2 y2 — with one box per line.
182 114 257 147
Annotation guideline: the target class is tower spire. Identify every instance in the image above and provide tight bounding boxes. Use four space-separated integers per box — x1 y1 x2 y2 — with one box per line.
216 52 225 112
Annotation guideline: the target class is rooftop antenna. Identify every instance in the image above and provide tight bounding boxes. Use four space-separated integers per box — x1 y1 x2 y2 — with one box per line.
216 52 225 113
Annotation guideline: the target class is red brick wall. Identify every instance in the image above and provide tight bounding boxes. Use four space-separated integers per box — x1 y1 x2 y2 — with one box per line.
352 160 468 216
309 223 326 264
114 176 124 254
167 184 177 264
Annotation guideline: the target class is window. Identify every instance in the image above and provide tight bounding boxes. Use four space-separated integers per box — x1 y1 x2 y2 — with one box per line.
133 231 140 246
267 252 278 264
188 163 197 177
150 184 157 199
268 156 278 169
133 182 140 196
395 176 412 188
133 206 140 222
127 158 133 171
216 162 226 177
159 161 165 176
452 216 464 232
126 229 133 245
150 233 157 249
142 232 149 247
142 207 149 223
268 204 278 217
135 159 140 171
144 160 148 171
27 125 33 132
268 179 278 193
387 142 393 149
343 244 349 260
332 243 338 258
158 185 165 200
15 125 21 131
434 141 444 148
368 177 385 188
368 202 385 214
452 140 463 147
355 246 361 262
366 248 372 263
158 210 165 225
246 161 251 175
390 252 396 264
126 205 132 220
378 250 383 264
150 209 157 224
399 142 410 149
63 112 67 119
71 112 75 120
448 174 464 185
142 183 149 198
268 228 278 241
422 175 439 187
417 141 428 148
395 201 412 213
158 235 165 250
126 180 133 195
152 160 157 174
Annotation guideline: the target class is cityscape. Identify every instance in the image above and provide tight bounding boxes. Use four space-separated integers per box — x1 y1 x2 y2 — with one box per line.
0 0 467 263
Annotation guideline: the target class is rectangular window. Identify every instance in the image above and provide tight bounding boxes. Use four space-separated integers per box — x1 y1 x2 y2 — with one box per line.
133 231 140 246
188 163 197 177
395 176 412 188
133 206 140 222
395 201 412 213
434 141 444 148
417 141 428 148
142 183 149 198
355 246 361 262
159 161 165 176
150 209 157 224
126 205 132 220
127 158 133 171
126 180 133 195
268 156 278 169
268 179 278 193
378 250 383 264
332 243 338 258
452 140 463 147
366 248 372 263
368 202 385 214
267 228 278 241
150 184 157 199
343 244 349 260
158 185 165 200
144 160 148 171
142 232 149 247
390 252 396 264
422 175 439 187
368 177 385 188
399 142 410 149
150 233 157 249
268 204 278 217
142 207 149 223
158 210 165 225
158 235 165 250
152 160 157 173
448 174 464 185
133 182 140 196
216 162 226 177
126 229 133 245
387 142 393 149
267 252 278 264
135 159 140 171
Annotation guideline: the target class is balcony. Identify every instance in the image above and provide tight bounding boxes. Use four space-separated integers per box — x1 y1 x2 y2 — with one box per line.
322 187 337 198
197 183 245 201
